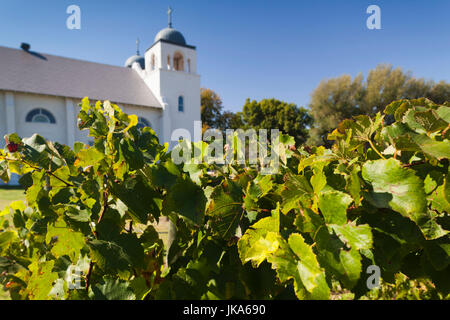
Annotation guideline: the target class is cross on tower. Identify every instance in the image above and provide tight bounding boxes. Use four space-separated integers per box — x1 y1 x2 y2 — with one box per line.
168 7 173 28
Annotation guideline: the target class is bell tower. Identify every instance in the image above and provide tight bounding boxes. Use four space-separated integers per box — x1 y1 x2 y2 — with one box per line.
144 7 201 144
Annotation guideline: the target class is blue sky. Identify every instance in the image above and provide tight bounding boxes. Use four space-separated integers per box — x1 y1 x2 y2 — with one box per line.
0 0 449 113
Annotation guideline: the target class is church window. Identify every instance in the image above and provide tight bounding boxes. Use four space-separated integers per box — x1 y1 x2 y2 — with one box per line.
178 96 184 112
26 108 56 124
137 117 151 130
167 55 171 69
187 59 191 73
173 51 184 71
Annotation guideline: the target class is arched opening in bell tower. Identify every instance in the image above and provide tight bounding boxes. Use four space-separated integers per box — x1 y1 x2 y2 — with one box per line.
173 51 184 71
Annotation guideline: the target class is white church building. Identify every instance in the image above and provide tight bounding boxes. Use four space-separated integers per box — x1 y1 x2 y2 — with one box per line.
0 13 201 155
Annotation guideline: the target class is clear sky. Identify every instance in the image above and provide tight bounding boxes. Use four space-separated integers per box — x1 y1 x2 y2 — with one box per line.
0 0 449 113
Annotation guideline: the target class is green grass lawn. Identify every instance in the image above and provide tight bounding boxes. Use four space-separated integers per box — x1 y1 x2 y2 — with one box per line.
0 188 26 212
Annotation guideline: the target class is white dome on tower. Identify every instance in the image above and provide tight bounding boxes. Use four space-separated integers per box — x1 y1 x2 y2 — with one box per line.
154 27 187 46
124 54 145 69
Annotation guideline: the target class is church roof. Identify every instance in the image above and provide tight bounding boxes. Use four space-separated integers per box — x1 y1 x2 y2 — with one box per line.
0 45 162 108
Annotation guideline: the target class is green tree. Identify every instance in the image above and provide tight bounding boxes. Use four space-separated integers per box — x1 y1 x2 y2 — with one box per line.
308 64 450 146
308 74 364 146
201 88 224 130
241 98 312 145
428 81 450 104
217 110 244 131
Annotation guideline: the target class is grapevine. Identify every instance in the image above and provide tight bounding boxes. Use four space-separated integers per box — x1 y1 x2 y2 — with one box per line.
0 97 448 300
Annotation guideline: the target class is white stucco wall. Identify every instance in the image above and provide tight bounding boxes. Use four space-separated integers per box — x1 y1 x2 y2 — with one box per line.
159 69 201 141
14 92 67 144
145 42 162 71
145 41 197 75
0 91 5 147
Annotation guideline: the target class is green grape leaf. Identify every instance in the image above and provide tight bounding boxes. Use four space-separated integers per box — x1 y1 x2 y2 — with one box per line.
119 138 144 171
26 260 59 300
90 277 135 300
207 180 243 239
339 248 362 288
246 175 273 200
88 234 144 276
238 205 280 266
360 209 424 245
75 147 105 168
424 240 450 271
310 171 327 194
338 113 383 143
162 176 206 224
22 134 50 168
241 231 280 267
0 230 17 254
0 160 10 183
288 233 330 299
362 159 430 228
329 223 373 250
281 173 313 214
140 159 181 190
382 123 450 160
346 166 361 207
435 105 450 123
318 190 352 225
266 240 309 300
295 208 324 234
110 175 161 223
46 219 86 261
413 109 448 133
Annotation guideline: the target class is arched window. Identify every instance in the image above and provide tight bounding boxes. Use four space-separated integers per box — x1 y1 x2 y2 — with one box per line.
136 117 151 130
26 108 56 124
187 59 191 73
173 52 184 71
178 96 184 112
167 55 171 70
151 54 156 70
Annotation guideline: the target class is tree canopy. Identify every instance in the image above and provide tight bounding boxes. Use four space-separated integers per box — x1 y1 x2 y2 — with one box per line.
240 98 312 145
308 64 450 146
201 88 224 131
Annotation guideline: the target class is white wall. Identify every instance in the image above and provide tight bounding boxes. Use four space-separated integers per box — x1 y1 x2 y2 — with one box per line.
159 69 201 141
14 92 67 144
145 42 162 71
0 91 5 147
145 41 197 74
